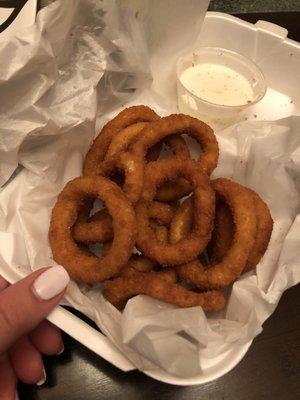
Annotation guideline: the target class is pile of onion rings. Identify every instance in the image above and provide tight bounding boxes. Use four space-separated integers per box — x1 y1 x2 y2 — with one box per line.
49 105 273 312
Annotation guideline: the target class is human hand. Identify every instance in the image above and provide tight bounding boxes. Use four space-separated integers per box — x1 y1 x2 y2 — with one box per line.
0 266 70 399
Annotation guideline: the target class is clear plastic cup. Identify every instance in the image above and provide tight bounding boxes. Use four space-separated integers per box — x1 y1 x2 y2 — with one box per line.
176 47 267 130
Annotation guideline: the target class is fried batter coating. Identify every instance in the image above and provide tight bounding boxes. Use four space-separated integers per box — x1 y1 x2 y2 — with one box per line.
72 201 174 244
135 158 215 265
83 105 159 175
243 189 273 271
177 178 257 289
103 272 226 311
49 176 136 283
131 113 219 182
72 209 113 244
208 189 273 272
207 201 234 264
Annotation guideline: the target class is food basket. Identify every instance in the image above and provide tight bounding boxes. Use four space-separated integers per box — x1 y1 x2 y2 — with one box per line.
0 9 299 385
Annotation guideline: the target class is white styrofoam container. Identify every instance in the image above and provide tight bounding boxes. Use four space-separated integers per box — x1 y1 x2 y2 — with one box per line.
198 12 300 123
3 12 299 385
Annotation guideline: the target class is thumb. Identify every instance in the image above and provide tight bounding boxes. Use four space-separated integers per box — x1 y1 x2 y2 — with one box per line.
0 266 69 354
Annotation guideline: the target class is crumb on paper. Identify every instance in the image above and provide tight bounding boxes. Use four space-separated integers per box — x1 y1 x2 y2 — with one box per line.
290 100 294 104
245 117 248 120
254 114 257 118
247 100 251 104
135 10 139 18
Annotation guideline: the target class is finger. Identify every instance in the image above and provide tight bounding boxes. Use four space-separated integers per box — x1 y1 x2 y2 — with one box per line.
30 320 64 356
0 266 69 353
9 336 45 386
0 275 9 292
0 353 17 400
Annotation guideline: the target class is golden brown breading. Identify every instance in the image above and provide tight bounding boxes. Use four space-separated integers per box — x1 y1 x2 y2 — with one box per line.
135 158 215 265
83 105 160 175
177 178 257 289
103 271 225 311
49 176 136 283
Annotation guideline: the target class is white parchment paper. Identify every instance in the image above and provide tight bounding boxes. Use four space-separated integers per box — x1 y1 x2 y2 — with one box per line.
0 0 299 380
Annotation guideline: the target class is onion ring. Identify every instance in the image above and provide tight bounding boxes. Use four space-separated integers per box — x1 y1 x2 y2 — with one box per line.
90 135 191 205
176 178 257 289
105 122 148 160
72 208 113 244
101 136 189 203
135 158 215 265
93 151 144 204
72 201 174 244
207 201 237 265
244 190 273 271
49 176 137 283
131 114 218 174
105 122 163 162
129 114 218 201
120 255 157 275
120 265 177 283
104 119 191 202
103 273 226 310
208 190 273 272
83 105 160 176
105 119 190 162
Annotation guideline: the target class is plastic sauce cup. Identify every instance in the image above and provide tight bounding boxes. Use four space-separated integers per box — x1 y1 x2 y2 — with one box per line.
176 47 267 130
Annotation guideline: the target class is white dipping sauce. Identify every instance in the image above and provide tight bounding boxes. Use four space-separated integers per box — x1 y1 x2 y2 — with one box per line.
180 63 254 106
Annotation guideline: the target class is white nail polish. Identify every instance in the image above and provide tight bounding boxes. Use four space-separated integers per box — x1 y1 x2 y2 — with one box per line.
36 365 46 386
15 391 19 400
32 266 70 301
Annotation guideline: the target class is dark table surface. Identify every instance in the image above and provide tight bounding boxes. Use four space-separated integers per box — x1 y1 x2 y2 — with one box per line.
19 9 300 400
